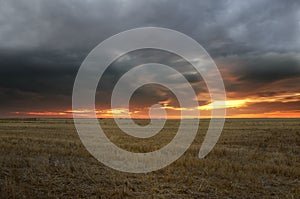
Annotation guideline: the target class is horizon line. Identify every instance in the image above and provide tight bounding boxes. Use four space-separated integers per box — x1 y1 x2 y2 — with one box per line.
0 117 299 120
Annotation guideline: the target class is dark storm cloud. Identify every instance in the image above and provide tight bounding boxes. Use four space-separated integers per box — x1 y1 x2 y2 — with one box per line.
0 48 84 115
217 52 300 98
96 49 208 109
0 49 81 92
129 84 178 108
0 0 300 116
232 53 300 83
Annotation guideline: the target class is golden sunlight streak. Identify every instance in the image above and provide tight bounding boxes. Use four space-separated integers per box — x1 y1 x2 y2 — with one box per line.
11 92 300 118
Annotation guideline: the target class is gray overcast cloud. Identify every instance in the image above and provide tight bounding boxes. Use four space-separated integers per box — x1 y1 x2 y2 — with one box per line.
0 0 299 116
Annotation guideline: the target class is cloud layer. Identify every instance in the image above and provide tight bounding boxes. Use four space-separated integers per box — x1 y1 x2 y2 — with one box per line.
0 0 300 117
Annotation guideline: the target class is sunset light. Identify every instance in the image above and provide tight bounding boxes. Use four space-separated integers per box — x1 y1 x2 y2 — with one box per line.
12 92 300 119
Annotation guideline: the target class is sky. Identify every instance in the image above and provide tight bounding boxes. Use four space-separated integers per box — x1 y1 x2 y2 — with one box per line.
0 0 300 118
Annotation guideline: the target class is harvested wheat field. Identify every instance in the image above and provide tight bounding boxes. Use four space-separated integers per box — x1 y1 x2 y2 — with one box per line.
0 118 299 198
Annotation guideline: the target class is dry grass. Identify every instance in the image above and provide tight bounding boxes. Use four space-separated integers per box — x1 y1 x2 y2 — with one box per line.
0 118 299 198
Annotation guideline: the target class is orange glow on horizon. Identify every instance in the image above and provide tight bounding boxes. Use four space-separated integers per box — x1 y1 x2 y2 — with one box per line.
10 92 300 118
11 109 300 119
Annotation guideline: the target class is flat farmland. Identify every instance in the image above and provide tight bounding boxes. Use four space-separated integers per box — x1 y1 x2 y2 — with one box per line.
0 118 299 198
